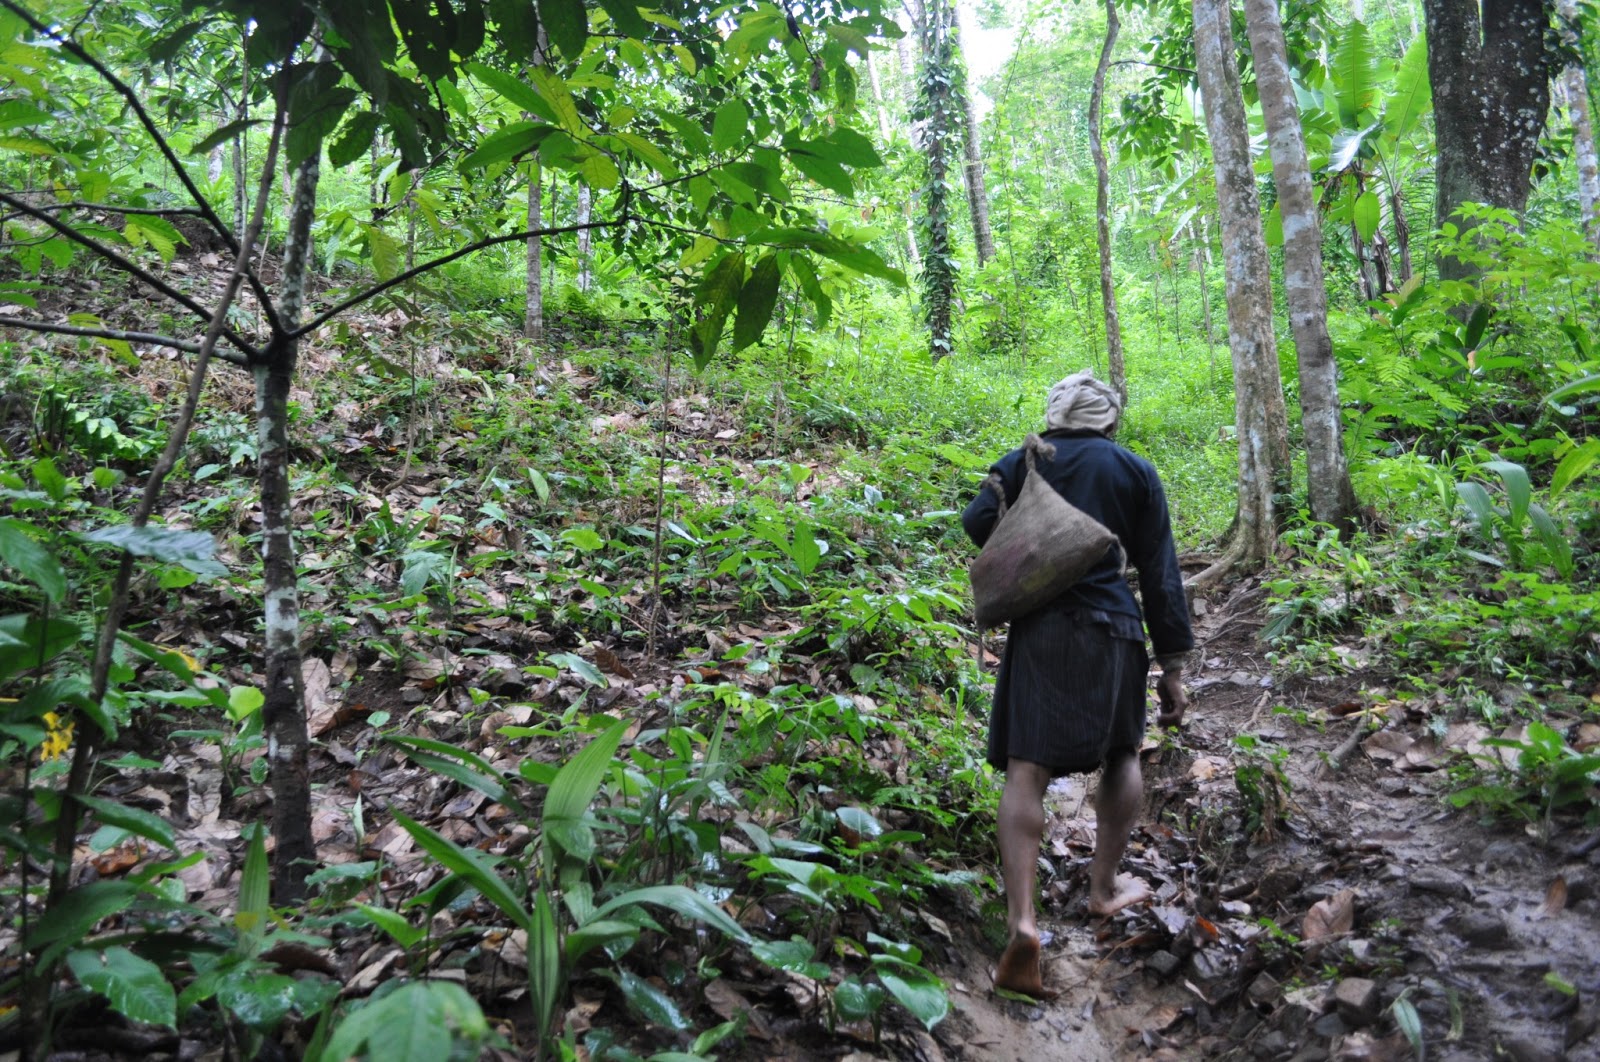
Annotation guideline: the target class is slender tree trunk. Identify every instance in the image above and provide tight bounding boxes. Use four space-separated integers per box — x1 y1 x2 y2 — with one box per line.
1558 0 1600 247
576 182 593 292
259 150 319 902
1390 187 1413 280
1421 0 1552 280
1089 0 1126 403
1191 0 1291 582
867 51 923 270
914 0 957 360
1243 0 1357 533
954 0 995 265
525 160 544 342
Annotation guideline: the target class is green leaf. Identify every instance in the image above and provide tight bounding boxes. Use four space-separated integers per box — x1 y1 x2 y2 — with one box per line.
1550 439 1600 498
77 525 217 565
538 0 589 57
393 811 530 931
1528 505 1574 579
1332 20 1377 127
545 652 607 688
329 109 381 168
1545 373 1600 407
610 131 675 176
400 549 449 596
67 947 177 1028
462 121 553 170
190 118 263 157
834 977 885 1022
1352 191 1379 243
616 968 692 1031
28 881 139 968
711 99 748 154
529 888 561 1044
788 151 854 198
124 215 184 263
560 527 604 551
543 715 629 848
874 961 948 1030
1384 37 1432 140
835 805 883 839
565 918 639 961
530 66 585 136
592 885 751 944
237 824 270 951
467 62 554 121
75 795 177 851
365 224 402 282
732 254 781 352
752 937 831 979
217 973 299 1030
690 250 746 369
1484 461 1531 526
720 161 788 200
819 127 883 167
0 518 65 602
0 613 81 685
387 735 520 810
321 981 488 1062
594 0 649 37
355 903 426 949
1454 481 1497 534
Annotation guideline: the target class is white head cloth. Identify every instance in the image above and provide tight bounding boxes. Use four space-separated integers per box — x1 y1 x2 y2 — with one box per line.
1045 371 1121 436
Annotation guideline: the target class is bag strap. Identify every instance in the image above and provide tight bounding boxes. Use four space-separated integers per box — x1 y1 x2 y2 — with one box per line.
984 434 1057 523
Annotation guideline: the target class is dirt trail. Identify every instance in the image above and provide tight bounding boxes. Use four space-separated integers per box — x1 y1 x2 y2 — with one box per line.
931 583 1599 1062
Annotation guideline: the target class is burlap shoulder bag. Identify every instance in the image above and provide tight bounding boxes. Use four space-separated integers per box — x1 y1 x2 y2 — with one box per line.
970 434 1119 629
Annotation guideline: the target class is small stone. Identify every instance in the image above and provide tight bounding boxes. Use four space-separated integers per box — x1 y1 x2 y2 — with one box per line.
1334 978 1380 1027
1146 950 1181 978
1409 866 1470 899
1500 1036 1562 1062
1288 1046 1331 1062
1228 1009 1262 1039
1253 1031 1289 1059
1191 949 1230 982
1452 909 1510 948
1247 972 1281 1009
1312 1012 1349 1038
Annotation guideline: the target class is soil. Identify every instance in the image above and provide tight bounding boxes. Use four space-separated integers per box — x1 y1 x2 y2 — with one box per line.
930 581 1600 1062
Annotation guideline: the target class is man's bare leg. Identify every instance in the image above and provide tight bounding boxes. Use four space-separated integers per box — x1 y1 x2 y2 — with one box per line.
995 758 1054 996
1088 749 1151 916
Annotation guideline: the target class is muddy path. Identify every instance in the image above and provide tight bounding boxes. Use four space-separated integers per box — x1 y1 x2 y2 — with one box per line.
928 583 1600 1062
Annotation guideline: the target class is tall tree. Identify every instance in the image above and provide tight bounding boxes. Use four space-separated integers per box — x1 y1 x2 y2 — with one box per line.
1088 0 1126 403
525 161 544 342
954 0 996 265
1421 0 1554 278
1191 0 1291 582
1242 0 1357 532
913 0 960 359
1557 0 1600 246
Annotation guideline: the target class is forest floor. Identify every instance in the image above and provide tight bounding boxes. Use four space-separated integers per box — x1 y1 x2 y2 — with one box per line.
9 295 1599 1061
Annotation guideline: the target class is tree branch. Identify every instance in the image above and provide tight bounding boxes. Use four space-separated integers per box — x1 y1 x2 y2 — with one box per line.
0 191 262 361
0 316 254 364
0 0 285 335
293 218 630 337
1111 59 1197 77
23 201 210 218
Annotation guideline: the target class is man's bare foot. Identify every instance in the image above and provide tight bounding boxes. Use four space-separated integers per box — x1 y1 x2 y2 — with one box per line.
1087 873 1151 917
993 931 1058 1000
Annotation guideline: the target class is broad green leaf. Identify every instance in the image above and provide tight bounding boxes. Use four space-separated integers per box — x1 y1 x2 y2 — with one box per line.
28 881 139 968
836 805 883 839
0 518 65 601
595 0 649 36
690 250 746 368
75 794 176 851
217 974 298 1030
593 885 751 944
1332 20 1377 127
227 685 264 723
388 736 519 809
752 937 830 979
364 224 402 282
788 151 853 197
834 977 885 1022
77 525 217 565
1384 37 1432 140
820 127 883 167
874 961 948 1030
529 889 561 1045
466 62 553 120
1484 461 1531 526
610 131 675 176
711 99 748 154
400 549 449 596
578 151 621 189
721 161 788 200
1352 191 1380 243
565 918 639 961
321 981 488 1062
237 824 270 951
1550 439 1600 497
530 66 584 135
329 109 381 168
732 254 781 352
1545 373 1600 407
543 715 629 829
545 651 607 688
462 121 552 170
538 0 589 57
616 968 692 1031
393 811 530 931
355 903 426 949
0 614 81 685
67 947 176 1028
1528 505 1574 579
661 113 709 155
0 99 51 129
1454 481 1496 533
189 118 263 157
125 215 184 263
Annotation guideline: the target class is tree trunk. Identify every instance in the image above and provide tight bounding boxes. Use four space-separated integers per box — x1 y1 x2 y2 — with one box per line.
1558 0 1600 247
525 160 544 342
1390 187 1413 281
1243 0 1357 534
1089 0 1126 403
259 151 319 903
954 0 995 265
1421 0 1553 279
915 0 958 360
576 182 593 293
1191 0 1291 580
867 52 922 270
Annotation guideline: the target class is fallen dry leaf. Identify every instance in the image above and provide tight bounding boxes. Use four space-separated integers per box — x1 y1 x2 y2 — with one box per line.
704 979 773 1040
1539 876 1568 918
89 840 145 876
304 657 339 737
1362 730 1414 763
1303 887 1358 942
593 645 634 679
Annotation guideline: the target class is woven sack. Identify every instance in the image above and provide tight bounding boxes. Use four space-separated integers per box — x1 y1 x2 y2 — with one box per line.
970 435 1119 629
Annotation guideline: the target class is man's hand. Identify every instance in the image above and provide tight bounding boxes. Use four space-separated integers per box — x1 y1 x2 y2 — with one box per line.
1156 669 1189 728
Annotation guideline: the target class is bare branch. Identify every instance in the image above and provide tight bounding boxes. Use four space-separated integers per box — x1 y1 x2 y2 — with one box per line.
0 316 256 364
0 191 262 361
26 201 210 218
1111 59 1197 77
293 218 629 337
0 0 285 335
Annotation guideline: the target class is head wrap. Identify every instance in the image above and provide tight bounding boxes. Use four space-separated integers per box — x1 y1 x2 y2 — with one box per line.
1045 371 1122 436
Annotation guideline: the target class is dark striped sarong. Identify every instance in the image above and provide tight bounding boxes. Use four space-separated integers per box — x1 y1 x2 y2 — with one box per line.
986 605 1149 777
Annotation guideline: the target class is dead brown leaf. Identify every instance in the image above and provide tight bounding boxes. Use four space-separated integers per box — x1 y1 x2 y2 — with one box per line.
704 979 772 1040
89 840 145 876
1303 887 1358 942
1362 730 1414 763
1539 876 1568 918
593 646 634 679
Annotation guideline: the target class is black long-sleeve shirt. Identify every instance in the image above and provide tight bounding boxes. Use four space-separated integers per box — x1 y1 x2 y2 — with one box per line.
961 429 1194 661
